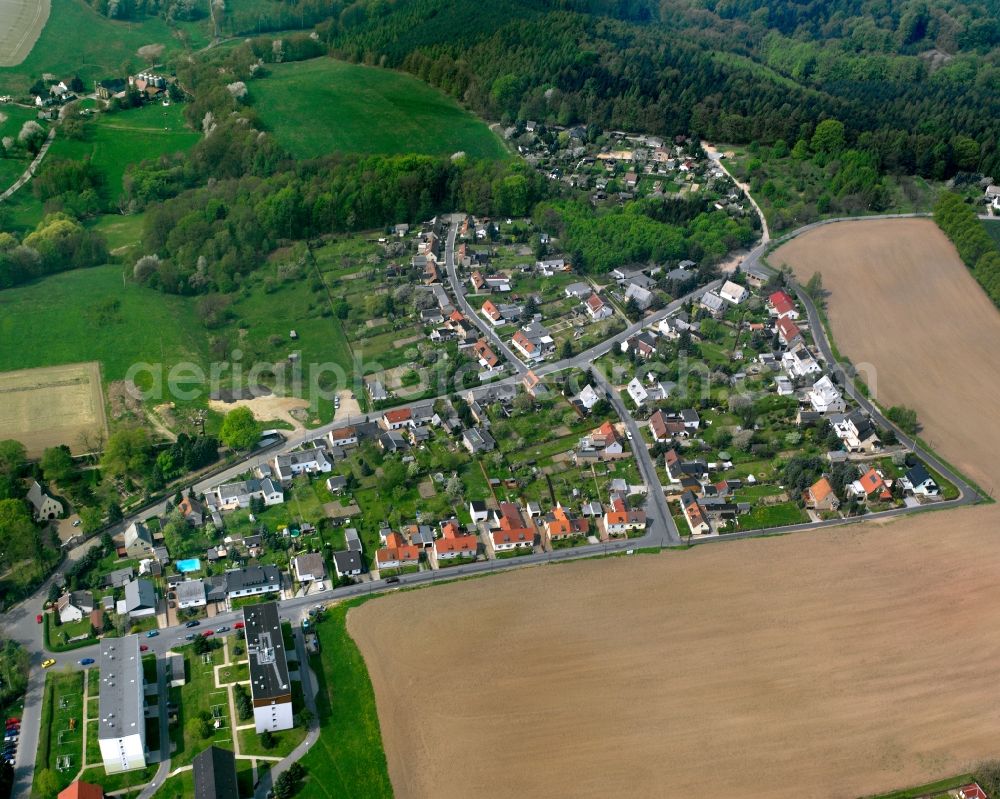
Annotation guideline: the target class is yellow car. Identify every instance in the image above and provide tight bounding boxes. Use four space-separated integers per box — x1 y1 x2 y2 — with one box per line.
41 659 55 669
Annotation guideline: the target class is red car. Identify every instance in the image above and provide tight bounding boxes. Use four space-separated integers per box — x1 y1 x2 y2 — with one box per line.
5 718 19 726
201 630 214 637
233 622 244 630
35 614 42 624
139 645 148 652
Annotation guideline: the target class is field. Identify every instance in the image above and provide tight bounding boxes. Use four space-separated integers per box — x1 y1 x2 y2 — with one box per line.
250 58 509 161
772 218 1000 491
0 361 106 455
348 215 1000 798
0 264 207 386
0 0 49 67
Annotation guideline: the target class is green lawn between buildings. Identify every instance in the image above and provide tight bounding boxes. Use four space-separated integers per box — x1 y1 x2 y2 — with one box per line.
250 57 509 162
31 670 84 796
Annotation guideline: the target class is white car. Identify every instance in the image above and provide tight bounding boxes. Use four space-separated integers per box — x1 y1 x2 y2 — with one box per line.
316 582 327 592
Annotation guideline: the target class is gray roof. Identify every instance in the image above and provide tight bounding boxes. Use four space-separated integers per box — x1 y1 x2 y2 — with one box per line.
226 565 280 594
206 575 228 602
194 746 239 799
243 602 291 702
98 634 144 741
124 578 156 612
345 528 362 552
292 553 326 580
175 579 205 604
333 550 362 574
26 481 48 513
124 521 152 549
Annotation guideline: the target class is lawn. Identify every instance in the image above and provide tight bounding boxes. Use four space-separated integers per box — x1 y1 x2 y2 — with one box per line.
733 501 809 531
32 670 85 796
0 0 193 95
250 58 509 161
237 722 307 758
295 599 392 799
170 643 233 768
44 103 199 205
0 263 207 385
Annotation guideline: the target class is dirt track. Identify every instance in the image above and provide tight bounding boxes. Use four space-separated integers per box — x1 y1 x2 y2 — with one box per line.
772 218 1000 491
350 218 1000 799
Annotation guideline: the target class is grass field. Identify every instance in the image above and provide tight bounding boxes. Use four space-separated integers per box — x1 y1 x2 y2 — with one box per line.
0 104 45 187
251 58 509 161
32 670 84 796
296 599 392 799
0 264 207 386
0 361 106 456
45 103 199 203
0 0 49 67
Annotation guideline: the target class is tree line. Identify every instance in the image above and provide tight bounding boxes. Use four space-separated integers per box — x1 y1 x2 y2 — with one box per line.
934 192 1000 307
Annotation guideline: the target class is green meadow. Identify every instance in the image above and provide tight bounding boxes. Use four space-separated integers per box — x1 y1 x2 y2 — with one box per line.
251 58 509 161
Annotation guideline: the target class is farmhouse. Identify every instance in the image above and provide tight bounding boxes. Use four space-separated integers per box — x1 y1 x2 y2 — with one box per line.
97 635 146 773
244 602 294 733
27 481 62 521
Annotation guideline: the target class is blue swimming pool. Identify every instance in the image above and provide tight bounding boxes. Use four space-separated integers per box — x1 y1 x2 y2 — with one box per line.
176 558 201 573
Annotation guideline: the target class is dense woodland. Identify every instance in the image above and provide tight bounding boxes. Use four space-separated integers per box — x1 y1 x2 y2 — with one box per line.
935 192 1000 306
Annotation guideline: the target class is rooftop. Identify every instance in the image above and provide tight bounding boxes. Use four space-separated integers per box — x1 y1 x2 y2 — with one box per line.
97 635 144 741
243 602 291 702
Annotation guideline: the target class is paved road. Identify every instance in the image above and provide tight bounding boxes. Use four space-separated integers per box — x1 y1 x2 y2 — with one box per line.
443 217 529 374
0 126 56 202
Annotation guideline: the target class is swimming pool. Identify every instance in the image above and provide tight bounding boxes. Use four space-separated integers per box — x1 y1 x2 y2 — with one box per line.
176 558 201 573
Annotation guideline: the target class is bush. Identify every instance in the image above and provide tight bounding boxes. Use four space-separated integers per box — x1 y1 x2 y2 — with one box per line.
885 405 918 435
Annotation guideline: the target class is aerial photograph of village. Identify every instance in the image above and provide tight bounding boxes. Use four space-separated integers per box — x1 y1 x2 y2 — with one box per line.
0 0 999 797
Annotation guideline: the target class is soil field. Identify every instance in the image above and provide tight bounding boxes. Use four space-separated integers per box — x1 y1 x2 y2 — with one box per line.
0 361 107 455
772 218 1000 491
0 0 49 66
349 217 1000 799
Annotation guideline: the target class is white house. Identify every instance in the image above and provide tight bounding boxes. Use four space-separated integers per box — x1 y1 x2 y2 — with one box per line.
469 500 489 523
57 590 94 623
175 579 206 609
901 464 940 497
207 478 284 512
626 377 649 407
327 427 358 448
585 293 613 320
273 447 332 482
98 635 147 774
808 375 846 414
719 280 749 305
291 553 326 583
225 566 281 600
26 481 62 522
782 343 821 378
576 384 601 411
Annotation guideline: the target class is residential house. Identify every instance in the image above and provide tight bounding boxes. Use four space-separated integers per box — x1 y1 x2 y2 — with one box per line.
575 384 601 412
403 524 435 550
985 185 1000 211
543 504 589 541
123 521 155 559
26 481 62 521
375 532 420 571
511 321 554 362
57 590 94 624
782 343 821 378
536 258 566 275
176 495 204 527
491 503 535 551
273 447 331 482
367 379 388 402
59 781 104 799
621 332 657 359
664 449 708 484
105 567 134 588
327 427 358 448
578 421 625 461
325 475 347 494
225 566 281 600
775 317 803 347
848 467 891 501
376 430 407 452
564 282 592 300
435 520 478 560
473 339 500 369
291 553 326 583
604 497 647 536
805 477 840 511
719 280 749 305
123 578 157 617
381 408 414 430
332 550 363 578
522 370 549 398
832 409 881 453
626 377 649 408
901 463 939 497
624 282 654 310
808 375 846 414
699 291 726 317
175 579 207 609
649 410 688 442
680 491 711 535
767 289 799 319
206 478 284 512
462 427 496 454
585 293 612 320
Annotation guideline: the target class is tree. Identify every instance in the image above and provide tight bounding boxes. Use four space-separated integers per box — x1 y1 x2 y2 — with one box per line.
40 445 75 484
101 426 151 480
560 339 574 358
219 407 261 451
274 771 295 799
445 474 464 503
804 272 823 302
811 119 845 155
261 729 275 750
0 440 25 476
886 405 919 435
0 499 37 571
35 768 59 799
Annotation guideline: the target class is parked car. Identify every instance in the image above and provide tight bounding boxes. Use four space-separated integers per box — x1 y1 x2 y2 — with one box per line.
185 620 200 628
233 622 244 630
385 576 401 584
201 630 214 637
79 658 94 666
184 633 196 640
35 614 42 624
139 645 148 652
146 630 159 638
316 582 326 592
41 659 55 668
215 626 230 633
72 520 81 527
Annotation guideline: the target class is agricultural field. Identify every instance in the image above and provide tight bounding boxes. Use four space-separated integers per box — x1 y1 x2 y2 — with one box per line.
250 58 509 161
772 218 1000 491
0 0 49 67
0 361 106 455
